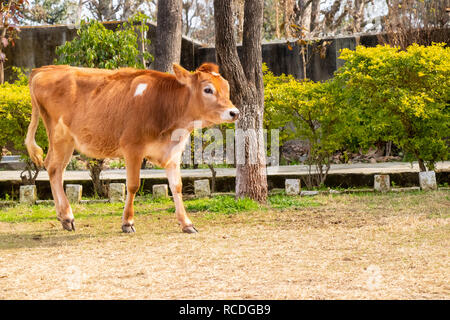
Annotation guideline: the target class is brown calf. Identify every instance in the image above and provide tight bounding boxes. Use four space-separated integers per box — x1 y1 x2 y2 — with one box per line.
25 63 239 233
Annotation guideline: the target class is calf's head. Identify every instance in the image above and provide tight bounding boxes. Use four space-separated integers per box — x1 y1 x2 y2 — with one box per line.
173 63 239 126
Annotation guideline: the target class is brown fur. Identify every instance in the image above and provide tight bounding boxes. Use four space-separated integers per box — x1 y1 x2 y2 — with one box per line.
25 63 237 233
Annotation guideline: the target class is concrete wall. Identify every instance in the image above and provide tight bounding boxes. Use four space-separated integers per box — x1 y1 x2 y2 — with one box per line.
5 25 77 80
5 21 202 81
196 34 381 81
7 23 446 82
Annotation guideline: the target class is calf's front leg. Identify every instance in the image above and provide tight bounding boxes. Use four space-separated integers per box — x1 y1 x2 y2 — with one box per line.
165 162 198 233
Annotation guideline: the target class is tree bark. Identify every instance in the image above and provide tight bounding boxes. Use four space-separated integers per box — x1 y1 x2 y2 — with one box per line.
275 0 280 39
309 0 320 34
235 0 245 43
122 0 146 20
294 0 312 35
87 0 119 21
283 0 292 38
76 0 84 24
87 159 107 198
415 152 427 172
0 60 4 85
214 0 268 203
351 0 366 33
153 0 183 72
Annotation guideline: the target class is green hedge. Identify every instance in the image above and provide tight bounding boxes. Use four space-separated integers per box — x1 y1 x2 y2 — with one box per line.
336 43 449 171
264 43 450 172
0 69 48 160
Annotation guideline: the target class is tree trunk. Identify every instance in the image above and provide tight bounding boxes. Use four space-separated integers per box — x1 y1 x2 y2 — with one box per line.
87 158 107 198
352 0 366 33
236 2 244 43
76 0 84 24
88 0 117 21
418 158 426 172
0 60 4 85
20 160 40 185
275 0 280 39
297 0 312 36
415 153 427 172
385 141 392 156
300 45 307 79
0 26 7 84
283 0 292 38
309 0 320 34
153 0 183 73
122 0 145 20
214 0 268 203
208 164 216 193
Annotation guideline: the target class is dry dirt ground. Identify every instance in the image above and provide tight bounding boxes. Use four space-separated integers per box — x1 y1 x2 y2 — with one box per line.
0 191 449 299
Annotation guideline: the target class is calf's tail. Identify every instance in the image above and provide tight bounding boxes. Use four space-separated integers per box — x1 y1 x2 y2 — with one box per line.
25 75 44 168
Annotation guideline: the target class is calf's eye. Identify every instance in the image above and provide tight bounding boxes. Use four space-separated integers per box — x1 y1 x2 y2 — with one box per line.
204 88 213 94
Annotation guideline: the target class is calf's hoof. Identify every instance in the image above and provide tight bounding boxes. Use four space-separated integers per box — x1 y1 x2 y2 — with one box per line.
60 218 75 231
122 223 136 233
182 225 198 234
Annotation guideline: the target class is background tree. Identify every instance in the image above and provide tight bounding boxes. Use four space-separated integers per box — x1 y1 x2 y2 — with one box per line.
262 0 383 40
291 0 319 38
262 0 278 39
185 0 214 44
379 0 449 49
0 0 26 84
73 0 85 24
139 0 157 21
22 1 156 25
121 0 147 20
182 0 200 37
181 0 218 43
214 0 268 202
23 0 72 24
86 0 120 21
232 0 244 42
153 0 182 72
85 0 151 21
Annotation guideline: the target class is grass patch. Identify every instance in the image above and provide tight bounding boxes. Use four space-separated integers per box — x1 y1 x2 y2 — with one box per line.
3 194 323 223
268 194 320 209
0 202 126 223
1 191 448 224
135 195 173 205
171 195 260 214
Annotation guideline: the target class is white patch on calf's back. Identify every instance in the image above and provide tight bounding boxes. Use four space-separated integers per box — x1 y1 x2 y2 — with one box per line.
134 83 147 97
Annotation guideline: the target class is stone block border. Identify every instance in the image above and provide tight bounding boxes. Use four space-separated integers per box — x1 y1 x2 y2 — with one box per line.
0 174 445 208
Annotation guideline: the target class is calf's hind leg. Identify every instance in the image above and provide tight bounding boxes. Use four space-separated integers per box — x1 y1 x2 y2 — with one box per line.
45 135 75 231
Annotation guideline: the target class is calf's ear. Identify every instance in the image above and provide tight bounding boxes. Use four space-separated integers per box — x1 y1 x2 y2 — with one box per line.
173 63 191 85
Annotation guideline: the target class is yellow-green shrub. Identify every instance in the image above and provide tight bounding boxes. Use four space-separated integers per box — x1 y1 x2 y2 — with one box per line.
264 66 346 186
335 43 450 171
0 72 48 162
